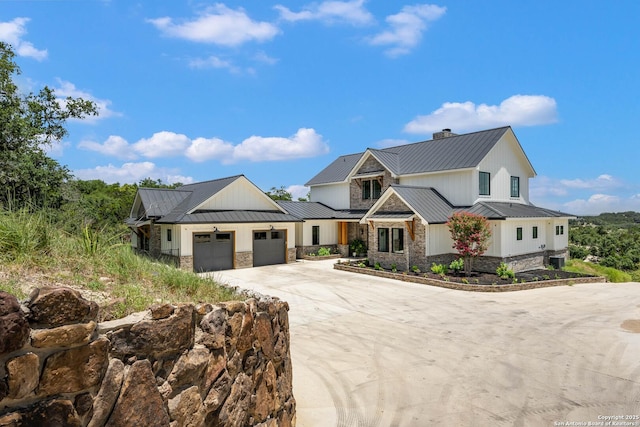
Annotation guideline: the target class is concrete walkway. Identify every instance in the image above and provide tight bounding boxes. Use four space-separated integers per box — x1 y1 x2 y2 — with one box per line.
214 259 640 427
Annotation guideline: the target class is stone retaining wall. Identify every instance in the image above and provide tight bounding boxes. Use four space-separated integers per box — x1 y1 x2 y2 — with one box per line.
0 287 295 426
334 263 605 292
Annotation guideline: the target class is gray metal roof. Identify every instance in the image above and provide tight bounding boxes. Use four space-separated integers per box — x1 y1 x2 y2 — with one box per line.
276 201 365 220
129 175 300 225
306 127 511 186
389 185 454 224
460 202 574 220
136 188 191 218
369 185 573 224
157 210 301 224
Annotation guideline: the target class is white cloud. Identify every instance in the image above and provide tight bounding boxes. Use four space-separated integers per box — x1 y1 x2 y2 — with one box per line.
253 51 278 65
287 185 310 200
188 55 241 73
275 0 374 26
0 18 47 60
559 174 620 190
133 131 191 158
561 194 640 216
148 4 280 46
78 135 137 160
404 95 558 134
530 174 640 215
54 79 121 122
185 137 235 162
79 128 330 164
73 162 194 185
368 4 445 57
231 128 329 163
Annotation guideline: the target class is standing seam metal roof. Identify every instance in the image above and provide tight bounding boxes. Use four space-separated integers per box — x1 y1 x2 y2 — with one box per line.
305 127 511 186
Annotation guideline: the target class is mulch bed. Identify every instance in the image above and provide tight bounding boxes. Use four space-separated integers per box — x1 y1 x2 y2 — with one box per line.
334 262 605 292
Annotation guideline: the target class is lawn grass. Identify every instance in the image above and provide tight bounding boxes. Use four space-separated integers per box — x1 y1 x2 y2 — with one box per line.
564 259 633 283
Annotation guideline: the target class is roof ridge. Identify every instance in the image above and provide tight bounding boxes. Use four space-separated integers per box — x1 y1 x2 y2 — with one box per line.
379 126 511 152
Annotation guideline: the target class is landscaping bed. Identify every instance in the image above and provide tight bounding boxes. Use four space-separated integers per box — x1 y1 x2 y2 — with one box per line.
334 261 605 292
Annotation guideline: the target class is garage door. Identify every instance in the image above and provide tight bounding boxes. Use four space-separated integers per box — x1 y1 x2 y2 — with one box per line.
193 232 234 272
253 230 286 267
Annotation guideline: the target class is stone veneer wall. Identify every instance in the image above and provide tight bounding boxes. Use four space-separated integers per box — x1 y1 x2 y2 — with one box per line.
349 157 397 210
0 287 295 427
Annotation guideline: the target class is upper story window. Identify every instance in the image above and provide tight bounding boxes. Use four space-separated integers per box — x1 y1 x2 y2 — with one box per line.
511 176 520 198
479 172 491 196
362 179 382 200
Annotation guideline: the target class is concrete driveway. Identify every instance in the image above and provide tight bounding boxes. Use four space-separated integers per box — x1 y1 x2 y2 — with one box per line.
214 259 640 427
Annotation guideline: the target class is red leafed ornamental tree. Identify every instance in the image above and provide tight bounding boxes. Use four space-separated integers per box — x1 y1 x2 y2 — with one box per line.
446 212 492 276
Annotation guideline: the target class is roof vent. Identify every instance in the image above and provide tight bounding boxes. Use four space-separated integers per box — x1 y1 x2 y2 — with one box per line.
433 128 457 140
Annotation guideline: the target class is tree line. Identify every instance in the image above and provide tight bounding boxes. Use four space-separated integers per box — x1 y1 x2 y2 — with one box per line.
569 212 640 271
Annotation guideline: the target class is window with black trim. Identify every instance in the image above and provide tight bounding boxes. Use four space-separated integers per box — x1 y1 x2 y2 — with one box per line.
511 176 520 198
516 227 523 241
167 229 172 242
362 179 382 200
479 172 490 196
378 228 389 252
532 226 538 239
392 228 404 253
555 225 564 236
312 226 320 245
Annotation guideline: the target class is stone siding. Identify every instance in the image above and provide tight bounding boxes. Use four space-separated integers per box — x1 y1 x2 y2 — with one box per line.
296 245 339 258
235 251 253 269
150 224 161 258
349 157 397 210
0 287 295 427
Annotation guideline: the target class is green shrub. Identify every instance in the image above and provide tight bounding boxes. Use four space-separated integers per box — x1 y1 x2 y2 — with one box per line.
449 258 464 274
496 262 515 279
411 265 421 273
374 262 382 270
0 209 52 261
317 247 331 256
431 263 447 275
391 263 397 272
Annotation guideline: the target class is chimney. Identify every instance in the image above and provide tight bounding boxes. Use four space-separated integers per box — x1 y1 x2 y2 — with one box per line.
433 128 457 140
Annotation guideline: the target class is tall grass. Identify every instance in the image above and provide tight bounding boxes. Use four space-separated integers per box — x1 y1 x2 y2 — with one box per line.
0 209 52 262
0 209 239 319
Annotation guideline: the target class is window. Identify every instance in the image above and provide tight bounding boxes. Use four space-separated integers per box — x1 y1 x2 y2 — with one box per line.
532 226 538 239
312 225 320 245
479 172 490 196
271 231 282 239
216 233 231 241
378 228 389 252
194 234 210 243
511 176 520 198
516 227 523 241
254 232 267 240
362 179 382 200
392 228 404 253
167 229 172 242
372 180 382 199
556 225 564 236
362 180 371 200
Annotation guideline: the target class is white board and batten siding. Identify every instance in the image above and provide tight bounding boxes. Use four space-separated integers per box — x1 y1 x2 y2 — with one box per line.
301 220 338 246
160 224 181 256
309 183 350 209
177 223 296 257
198 178 281 212
400 169 475 206
476 134 534 204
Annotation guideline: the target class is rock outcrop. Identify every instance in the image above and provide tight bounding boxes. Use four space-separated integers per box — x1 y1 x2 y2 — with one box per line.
0 287 295 426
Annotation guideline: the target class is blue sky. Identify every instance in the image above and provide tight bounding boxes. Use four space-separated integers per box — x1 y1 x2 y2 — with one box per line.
2 1 639 215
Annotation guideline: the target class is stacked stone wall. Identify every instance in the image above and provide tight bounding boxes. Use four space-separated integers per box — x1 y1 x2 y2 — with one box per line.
0 287 295 427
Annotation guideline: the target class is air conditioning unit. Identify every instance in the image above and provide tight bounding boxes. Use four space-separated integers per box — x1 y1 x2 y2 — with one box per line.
549 256 565 269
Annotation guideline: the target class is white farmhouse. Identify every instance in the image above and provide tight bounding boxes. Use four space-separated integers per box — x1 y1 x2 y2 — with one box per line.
294 126 572 272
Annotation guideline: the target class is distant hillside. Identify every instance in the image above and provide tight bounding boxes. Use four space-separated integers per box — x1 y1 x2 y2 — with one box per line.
571 211 640 228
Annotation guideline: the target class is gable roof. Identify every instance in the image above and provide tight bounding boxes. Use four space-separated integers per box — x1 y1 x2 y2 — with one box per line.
363 185 454 224
276 201 365 220
306 126 513 186
134 188 191 218
363 185 573 224
128 175 300 225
